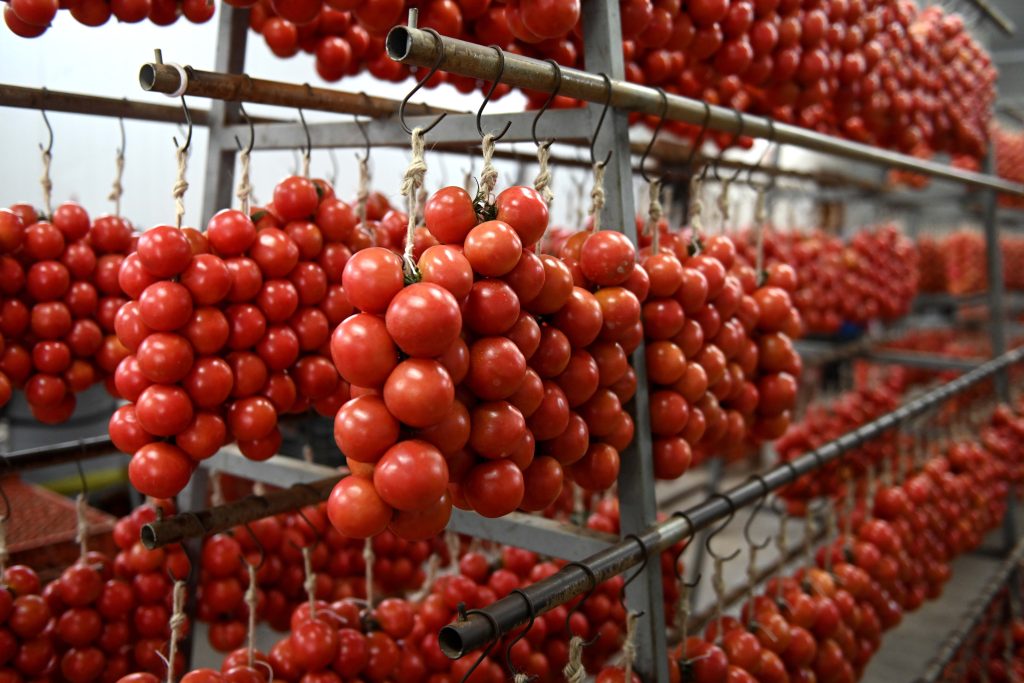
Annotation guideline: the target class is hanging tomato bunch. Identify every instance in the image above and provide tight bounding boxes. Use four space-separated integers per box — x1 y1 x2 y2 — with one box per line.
0 202 134 423
3 0 214 38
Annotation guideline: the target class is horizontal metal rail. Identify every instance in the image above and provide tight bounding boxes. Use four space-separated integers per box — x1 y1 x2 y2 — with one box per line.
438 345 1024 658
864 350 984 372
385 26 1024 197
916 537 1024 682
0 84 210 125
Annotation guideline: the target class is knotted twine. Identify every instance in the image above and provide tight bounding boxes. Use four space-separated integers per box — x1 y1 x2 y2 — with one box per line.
622 611 639 683
754 184 768 282
109 146 125 217
444 530 460 568
715 176 733 234
236 147 252 215
356 152 370 227
302 545 316 618
210 470 225 507
245 562 258 667
301 148 311 180
173 146 189 229
774 514 788 601
410 554 442 603
646 177 663 254
363 537 375 608
479 133 499 202
562 635 586 683
165 578 187 683
40 146 53 218
711 556 726 644
76 494 89 559
400 128 428 276
676 575 691 642
534 141 554 206
688 172 706 236
589 162 607 232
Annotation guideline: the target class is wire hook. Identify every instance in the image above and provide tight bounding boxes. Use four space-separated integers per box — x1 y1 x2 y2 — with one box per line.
239 522 267 571
354 114 371 163
745 117 777 188
172 95 193 153
297 106 312 164
38 96 53 155
705 495 741 562
532 59 563 148
711 108 746 184
457 607 501 683
671 512 701 587
234 103 255 155
589 73 614 168
399 28 448 135
562 561 600 645
505 590 538 682
639 87 670 184
682 101 712 174
477 45 513 141
621 535 650 601
743 476 772 551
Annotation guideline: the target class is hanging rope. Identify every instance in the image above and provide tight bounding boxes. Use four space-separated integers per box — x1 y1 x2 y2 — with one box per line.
647 177 663 254
622 611 639 683
245 562 258 668
823 503 838 574
109 148 125 218
754 184 768 281
689 173 706 235
173 146 188 229
210 471 224 507
676 578 691 642
356 153 370 226
589 162 607 232
444 530 460 568
0 515 9 578
236 148 252 215
75 494 89 559
745 543 759 612
40 147 53 218
479 133 499 201
165 578 186 683
302 546 316 618
774 514 788 601
842 475 856 555
534 141 554 205
363 538 375 608
400 128 428 277
802 505 815 569
715 177 733 233
711 556 726 643
563 636 586 683
301 149 311 180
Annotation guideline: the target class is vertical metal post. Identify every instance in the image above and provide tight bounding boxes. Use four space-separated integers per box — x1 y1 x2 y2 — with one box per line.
982 148 1017 553
175 467 209 670
200 5 249 223
583 1 668 680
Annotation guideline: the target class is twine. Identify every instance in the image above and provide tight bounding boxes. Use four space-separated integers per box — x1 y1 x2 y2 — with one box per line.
711 556 726 644
363 538 375 608
754 185 767 281
563 636 586 683
236 149 252 215
824 504 838 574
75 493 89 559
245 562 258 667
109 149 125 217
210 471 224 507
301 546 316 618
677 578 691 642
745 545 759 619
647 178 663 254
253 482 266 496
165 578 187 683
40 149 53 217
802 505 815 569
301 151 311 180
689 174 705 234
716 178 733 233
775 515 788 601
445 531 460 567
302 444 313 464
534 142 554 205
356 153 370 226
589 163 607 232
0 516 8 577
622 611 639 683
514 673 530 683
480 134 499 200
865 464 877 521
842 475 856 554
400 128 428 275
173 147 189 229
572 485 585 525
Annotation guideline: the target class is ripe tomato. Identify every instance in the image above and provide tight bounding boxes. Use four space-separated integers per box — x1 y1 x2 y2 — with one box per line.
327 476 393 539
373 440 448 512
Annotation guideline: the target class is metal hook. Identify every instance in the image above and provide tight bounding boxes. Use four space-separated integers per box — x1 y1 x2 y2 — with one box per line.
743 476 772 551
682 101 713 174
38 93 53 155
297 105 312 165
562 561 600 645
327 149 339 188
457 608 501 683
234 103 254 155
705 495 741 562
505 590 538 681
477 46 513 141
671 512 701 587
172 95 193 153
711 108 746 183
531 59 563 149
639 87 670 184
116 108 126 158
288 505 322 551
745 117 777 188
239 522 266 571
353 114 371 163
589 73 614 168
621 534 650 601
399 28 448 135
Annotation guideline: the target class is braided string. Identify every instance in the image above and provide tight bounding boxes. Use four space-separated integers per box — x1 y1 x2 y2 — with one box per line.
711 556 726 643
301 151 311 180
589 162 607 232
40 148 53 217
480 133 499 201
647 177 663 254
400 128 428 276
622 611 639 683
716 177 733 233
302 546 316 618
245 562 258 667
689 173 705 234
173 146 188 229
166 579 186 683
356 153 370 226
109 148 124 217
563 636 586 683
236 149 252 215
754 185 767 281
75 493 89 559
677 578 691 642
534 142 554 205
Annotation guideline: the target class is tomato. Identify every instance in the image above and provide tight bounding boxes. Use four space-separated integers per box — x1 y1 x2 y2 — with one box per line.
424 187 477 244
465 459 524 517
373 440 448 511
139 281 193 332
463 280 521 335
382 359 454 427
526 255 573 314
519 456 564 511
580 231 637 286
464 221 523 277
58 565 103 607
385 282 461 358
569 443 620 490
330 313 397 388
417 245 474 300
272 176 319 221
137 226 192 278
327 476 393 538
128 443 194 497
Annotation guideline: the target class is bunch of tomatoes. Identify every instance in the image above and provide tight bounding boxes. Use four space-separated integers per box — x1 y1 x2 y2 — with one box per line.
995 124 1024 210
110 174 378 501
916 230 1024 295
3 0 214 36
937 587 1024 682
733 223 918 335
0 202 134 423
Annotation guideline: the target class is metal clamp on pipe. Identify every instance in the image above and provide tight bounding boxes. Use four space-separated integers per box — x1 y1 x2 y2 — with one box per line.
439 346 1024 656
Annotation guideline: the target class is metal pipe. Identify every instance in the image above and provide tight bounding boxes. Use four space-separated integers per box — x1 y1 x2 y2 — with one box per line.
964 0 1016 36
438 346 1024 658
139 63 446 119
385 26 1024 197
1 435 119 470
916 537 1024 682
862 350 983 372
0 84 210 125
141 476 339 548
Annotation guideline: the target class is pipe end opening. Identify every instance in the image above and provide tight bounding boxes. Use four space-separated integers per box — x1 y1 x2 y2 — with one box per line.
385 26 412 61
139 64 157 91
140 524 157 550
438 625 466 659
